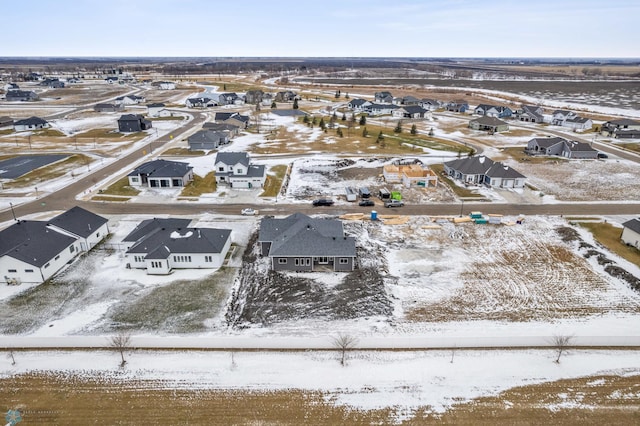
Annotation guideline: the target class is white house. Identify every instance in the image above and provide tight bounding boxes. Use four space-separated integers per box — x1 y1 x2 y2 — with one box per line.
0 207 109 285
621 218 640 249
214 152 266 189
14 116 49 132
147 103 171 118
123 218 231 275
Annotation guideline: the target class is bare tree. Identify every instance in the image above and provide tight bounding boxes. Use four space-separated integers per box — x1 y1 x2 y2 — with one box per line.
552 335 573 363
7 348 16 366
331 334 359 367
109 332 132 367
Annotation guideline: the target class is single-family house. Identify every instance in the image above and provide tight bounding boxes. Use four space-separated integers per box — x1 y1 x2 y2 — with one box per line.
621 218 640 249
47 206 110 252
275 91 298 102
258 213 357 272
123 219 231 275
393 96 420 106
115 95 145 105
374 91 394 104
419 98 441 111
563 116 593 131
94 103 124 113
516 105 544 123
202 122 240 138
41 78 64 89
347 98 371 112
5 90 38 102
469 116 509 133
602 119 640 138
444 156 526 188
147 103 171 118
14 116 49 131
363 103 399 116
551 110 576 125
117 114 152 132
105 76 119 84
392 105 430 119
121 218 192 251
445 100 469 113
213 112 250 129
3 83 19 91
474 104 513 118
0 207 109 285
245 90 264 105
188 130 228 151
214 152 266 189
526 137 598 159
127 159 193 188
217 92 244 106
152 81 176 90
261 92 274 106
186 97 217 108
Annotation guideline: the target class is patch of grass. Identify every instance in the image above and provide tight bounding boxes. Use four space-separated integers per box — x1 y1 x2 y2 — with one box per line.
579 222 640 266
162 147 205 156
180 172 216 197
107 267 236 333
500 147 570 164
73 128 124 139
150 115 185 121
616 142 640 153
0 128 14 135
90 195 131 202
429 164 485 199
34 128 66 137
100 176 140 197
564 217 602 221
260 164 287 197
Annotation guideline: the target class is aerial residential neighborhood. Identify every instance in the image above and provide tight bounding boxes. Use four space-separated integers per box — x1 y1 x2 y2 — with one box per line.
0 1 639 422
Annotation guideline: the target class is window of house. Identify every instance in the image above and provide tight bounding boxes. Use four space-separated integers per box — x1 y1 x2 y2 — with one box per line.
187 256 192 262
236 168 243 174
306 258 311 266
218 167 225 172
339 258 349 264
294 258 300 266
8 269 17 273
131 177 139 182
70 245 75 253
55 255 60 260
278 258 287 264
25 269 34 273
44 263 50 268
205 256 212 262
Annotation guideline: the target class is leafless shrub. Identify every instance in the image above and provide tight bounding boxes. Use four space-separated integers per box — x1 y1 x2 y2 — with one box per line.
109 332 132 368
331 333 359 366
551 335 573 363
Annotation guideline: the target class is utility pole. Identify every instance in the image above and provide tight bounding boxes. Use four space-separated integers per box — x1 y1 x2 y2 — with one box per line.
9 202 17 221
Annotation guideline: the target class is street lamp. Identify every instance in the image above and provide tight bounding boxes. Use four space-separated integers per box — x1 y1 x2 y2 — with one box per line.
459 199 464 217
34 186 38 198
9 202 17 221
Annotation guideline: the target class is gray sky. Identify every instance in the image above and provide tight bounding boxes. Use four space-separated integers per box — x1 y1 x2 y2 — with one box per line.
2 0 638 57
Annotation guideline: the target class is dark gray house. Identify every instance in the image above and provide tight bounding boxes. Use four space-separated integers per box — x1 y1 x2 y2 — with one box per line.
245 89 264 104
516 105 544 123
5 90 38 102
127 159 193 188
602 118 640 138
202 122 240 137
188 130 228 150
526 137 598 159
468 116 509 133
444 156 526 189
14 116 49 131
259 213 357 272
213 112 249 129
374 91 394 103
94 103 124 113
117 114 152 132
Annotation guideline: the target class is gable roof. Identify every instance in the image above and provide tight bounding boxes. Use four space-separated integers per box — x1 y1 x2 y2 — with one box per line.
14 116 47 126
214 152 250 167
564 140 597 152
259 213 355 257
401 105 428 114
521 105 544 120
0 220 76 267
188 130 226 143
147 102 165 108
606 118 640 126
48 206 108 238
118 114 145 121
470 116 508 126
485 163 526 179
622 218 640 234
214 112 249 123
128 159 192 178
202 122 240 132
349 98 368 107
529 136 566 149
122 218 192 243
444 156 496 175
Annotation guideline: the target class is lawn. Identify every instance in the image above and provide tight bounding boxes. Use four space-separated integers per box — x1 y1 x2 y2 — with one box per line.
429 164 485 199
260 164 287 197
180 172 216 197
579 221 640 266
99 176 140 197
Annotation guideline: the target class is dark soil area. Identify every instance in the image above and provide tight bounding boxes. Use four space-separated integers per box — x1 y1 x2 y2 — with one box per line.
226 231 393 328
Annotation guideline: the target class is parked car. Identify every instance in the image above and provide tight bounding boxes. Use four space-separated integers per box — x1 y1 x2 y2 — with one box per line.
241 208 258 215
384 200 404 208
359 199 375 207
312 198 335 206
597 152 608 159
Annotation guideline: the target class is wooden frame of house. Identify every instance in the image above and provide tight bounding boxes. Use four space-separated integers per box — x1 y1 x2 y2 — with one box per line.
383 164 438 188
